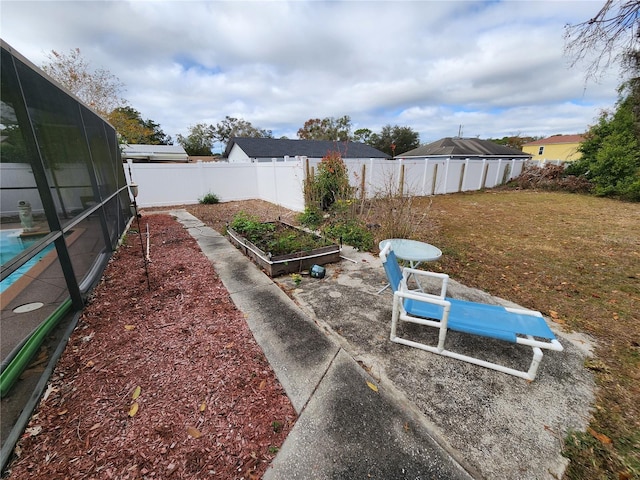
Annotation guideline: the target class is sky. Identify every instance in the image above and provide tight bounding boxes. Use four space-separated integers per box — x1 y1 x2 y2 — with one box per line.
0 0 624 151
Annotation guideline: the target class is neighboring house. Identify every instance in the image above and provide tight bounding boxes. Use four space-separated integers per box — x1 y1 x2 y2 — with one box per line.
122 144 189 163
224 137 391 163
522 134 584 162
397 137 531 161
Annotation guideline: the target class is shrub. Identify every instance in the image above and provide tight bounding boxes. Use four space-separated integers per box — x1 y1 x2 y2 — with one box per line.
322 218 374 251
199 192 219 204
305 151 353 211
297 206 322 229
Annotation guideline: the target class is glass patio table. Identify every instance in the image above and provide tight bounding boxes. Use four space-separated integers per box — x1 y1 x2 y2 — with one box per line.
378 238 442 293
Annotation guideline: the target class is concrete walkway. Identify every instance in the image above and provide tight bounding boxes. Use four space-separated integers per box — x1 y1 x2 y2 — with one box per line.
173 210 596 480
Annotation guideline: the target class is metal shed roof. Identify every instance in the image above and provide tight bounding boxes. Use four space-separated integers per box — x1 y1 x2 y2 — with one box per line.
123 144 189 162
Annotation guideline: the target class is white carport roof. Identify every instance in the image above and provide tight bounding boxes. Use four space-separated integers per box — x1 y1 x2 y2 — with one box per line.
123 144 189 162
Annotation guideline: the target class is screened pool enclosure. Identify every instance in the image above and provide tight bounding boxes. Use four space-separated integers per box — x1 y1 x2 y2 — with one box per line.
0 39 132 430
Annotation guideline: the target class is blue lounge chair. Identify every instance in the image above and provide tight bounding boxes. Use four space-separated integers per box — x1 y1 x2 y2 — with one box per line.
380 243 563 380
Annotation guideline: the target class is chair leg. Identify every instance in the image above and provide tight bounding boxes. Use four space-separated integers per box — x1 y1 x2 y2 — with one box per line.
390 296 401 341
390 329 546 381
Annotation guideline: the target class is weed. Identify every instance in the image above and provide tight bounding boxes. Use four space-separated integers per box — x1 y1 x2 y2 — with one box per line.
290 273 302 286
199 192 220 204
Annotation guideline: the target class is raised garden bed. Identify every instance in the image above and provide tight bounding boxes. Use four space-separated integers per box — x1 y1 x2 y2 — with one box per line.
227 221 341 277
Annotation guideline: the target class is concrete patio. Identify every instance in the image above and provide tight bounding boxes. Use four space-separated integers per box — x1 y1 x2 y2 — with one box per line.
177 209 596 480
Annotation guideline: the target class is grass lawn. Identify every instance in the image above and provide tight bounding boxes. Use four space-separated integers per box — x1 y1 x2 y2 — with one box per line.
409 190 639 479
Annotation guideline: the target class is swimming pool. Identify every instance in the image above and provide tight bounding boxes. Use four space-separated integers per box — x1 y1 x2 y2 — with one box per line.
1 229 54 294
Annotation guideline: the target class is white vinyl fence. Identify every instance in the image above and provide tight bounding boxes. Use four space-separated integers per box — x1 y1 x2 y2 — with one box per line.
0 157 524 217
126 157 525 212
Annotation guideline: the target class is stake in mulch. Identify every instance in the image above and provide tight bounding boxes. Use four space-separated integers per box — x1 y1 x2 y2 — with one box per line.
127 163 151 291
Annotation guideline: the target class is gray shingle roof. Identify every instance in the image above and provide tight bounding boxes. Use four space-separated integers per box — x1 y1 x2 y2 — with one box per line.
399 138 530 158
225 137 390 159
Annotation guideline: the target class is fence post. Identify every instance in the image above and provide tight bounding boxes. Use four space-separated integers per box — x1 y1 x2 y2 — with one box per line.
198 159 206 199
272 158 279 207
502 163 511 184
399 163 405 197
359 163 366 214
422 159 429 195
480 158 489 190
494 159 503 187
443 158 451 194
458 159 468 192
431 163 438 195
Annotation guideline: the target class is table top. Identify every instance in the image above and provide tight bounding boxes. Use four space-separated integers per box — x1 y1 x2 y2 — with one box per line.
379 238 442 263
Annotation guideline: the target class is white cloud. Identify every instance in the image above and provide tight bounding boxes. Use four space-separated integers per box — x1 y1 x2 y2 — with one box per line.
0 0 624 146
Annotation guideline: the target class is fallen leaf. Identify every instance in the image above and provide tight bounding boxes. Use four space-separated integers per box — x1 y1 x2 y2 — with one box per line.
549 310 559 319
199 402 207 412
24 426 42 437
89 423 101 431
259 379 266 390
124 325 135 331
128 402 139 417
132 386 141 400
366 381 378 392
588 427 612 444
42 384 58 402
57 409 68 416
186 426 202 438
85 360 95 368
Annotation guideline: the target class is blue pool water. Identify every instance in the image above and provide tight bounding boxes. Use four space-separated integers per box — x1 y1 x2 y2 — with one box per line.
1 230 55 294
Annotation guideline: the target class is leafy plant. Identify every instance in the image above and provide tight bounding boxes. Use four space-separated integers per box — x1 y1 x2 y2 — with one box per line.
230 212 333 256
322 218 373 251
297 206 323 229
199 192 220 204
566 84 640 201
229 212 275 243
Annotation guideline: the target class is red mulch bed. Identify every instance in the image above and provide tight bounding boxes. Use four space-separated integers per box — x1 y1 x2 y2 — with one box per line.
5 214 296 479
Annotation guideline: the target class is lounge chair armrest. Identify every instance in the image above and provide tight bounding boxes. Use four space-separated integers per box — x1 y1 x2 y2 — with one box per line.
395 287 451 308
402 268 449 298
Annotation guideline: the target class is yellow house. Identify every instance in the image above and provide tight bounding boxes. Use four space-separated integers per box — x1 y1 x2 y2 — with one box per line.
522 134 584 162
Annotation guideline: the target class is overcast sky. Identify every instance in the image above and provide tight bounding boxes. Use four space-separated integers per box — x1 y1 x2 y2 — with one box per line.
0 0 623 150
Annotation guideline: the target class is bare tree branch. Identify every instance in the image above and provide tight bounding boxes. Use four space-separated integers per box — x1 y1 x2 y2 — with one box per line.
564 0 640 79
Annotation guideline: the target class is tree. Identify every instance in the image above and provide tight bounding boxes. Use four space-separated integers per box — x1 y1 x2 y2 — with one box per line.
353 128 374 143
486 135 538 150
297 115 352 141
212 116 272 148
564 1 639 79
41 48 126 117
368 125 420 156
566 85 640 200
108 107 171 145
563 1 640 202
176 123 215 156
